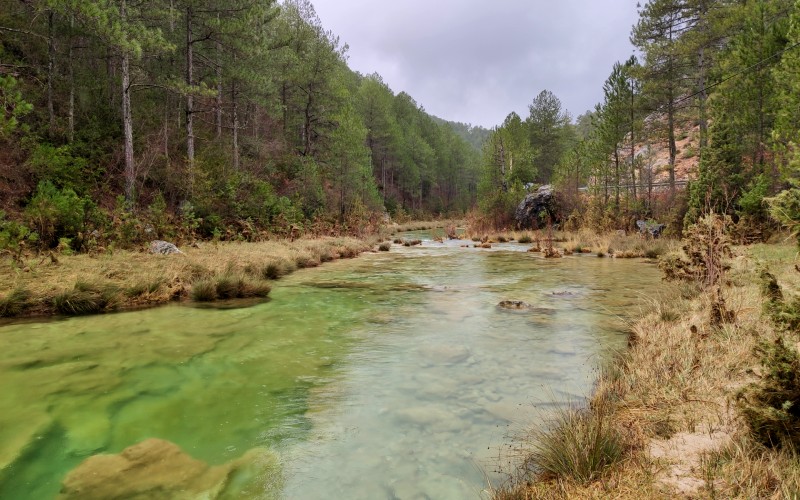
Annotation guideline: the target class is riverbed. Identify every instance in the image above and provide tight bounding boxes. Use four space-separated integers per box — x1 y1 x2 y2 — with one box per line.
0 232 660 499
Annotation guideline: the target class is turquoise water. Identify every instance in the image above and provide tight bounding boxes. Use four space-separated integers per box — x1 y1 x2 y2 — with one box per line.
0 234 660 499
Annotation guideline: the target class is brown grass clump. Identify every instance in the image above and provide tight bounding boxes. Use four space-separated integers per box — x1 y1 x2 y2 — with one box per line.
493 242 800 499
0 288 31 317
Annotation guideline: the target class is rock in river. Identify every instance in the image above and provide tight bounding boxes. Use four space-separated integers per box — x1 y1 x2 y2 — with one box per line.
497 300 531 310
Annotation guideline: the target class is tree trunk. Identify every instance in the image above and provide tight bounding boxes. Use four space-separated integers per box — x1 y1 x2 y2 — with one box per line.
121 1 135 205
47 10 56 135
67 15 74 143
215 15 223 140
232 82 239 172
667 25 677 194
186 6 195 195
629 86 636 201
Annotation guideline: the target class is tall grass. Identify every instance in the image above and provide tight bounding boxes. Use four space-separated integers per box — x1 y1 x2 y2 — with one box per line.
0 288 30 317
525 398 626 484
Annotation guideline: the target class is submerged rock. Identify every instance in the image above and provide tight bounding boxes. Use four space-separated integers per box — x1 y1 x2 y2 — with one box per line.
149 240 183 255
497 300 532 310
58 438 280 500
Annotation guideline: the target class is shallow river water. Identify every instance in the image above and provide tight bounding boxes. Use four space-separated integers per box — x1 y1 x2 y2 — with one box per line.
0 232 660 499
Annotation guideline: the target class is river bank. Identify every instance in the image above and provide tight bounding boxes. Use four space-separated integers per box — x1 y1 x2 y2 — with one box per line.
494 240 800 498
0 236 379 320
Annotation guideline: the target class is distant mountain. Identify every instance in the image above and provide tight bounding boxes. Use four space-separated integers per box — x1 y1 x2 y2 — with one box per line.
431 116 491 152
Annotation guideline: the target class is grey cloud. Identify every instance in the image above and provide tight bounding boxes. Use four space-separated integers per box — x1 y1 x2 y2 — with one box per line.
312 0 639 127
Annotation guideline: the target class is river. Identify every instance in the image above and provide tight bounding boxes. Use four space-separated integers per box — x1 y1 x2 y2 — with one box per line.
0 231 660 499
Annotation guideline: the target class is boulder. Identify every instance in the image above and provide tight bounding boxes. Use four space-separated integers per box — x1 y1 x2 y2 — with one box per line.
636 220 666 238
149 240 182 255
515 185 559 229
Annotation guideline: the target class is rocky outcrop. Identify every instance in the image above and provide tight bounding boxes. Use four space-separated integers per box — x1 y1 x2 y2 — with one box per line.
515 185 559 229
149 240 183 255
57 438 279 500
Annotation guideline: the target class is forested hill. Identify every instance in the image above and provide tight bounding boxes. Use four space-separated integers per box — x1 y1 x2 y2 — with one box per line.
430 117 491 152
0 0 480 250
475 0 800 239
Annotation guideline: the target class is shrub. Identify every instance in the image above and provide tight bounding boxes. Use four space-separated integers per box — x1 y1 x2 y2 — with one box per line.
759 268 800 335
518 234 532 244
660 213 731 287
767 186 800 248
0 211 38 262
26 143 90 194
738 338 800 449
378 242 391 251
25 181 97 249
526 402 626 484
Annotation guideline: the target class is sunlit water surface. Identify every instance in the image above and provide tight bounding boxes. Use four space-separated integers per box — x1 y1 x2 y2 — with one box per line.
0 233 660 499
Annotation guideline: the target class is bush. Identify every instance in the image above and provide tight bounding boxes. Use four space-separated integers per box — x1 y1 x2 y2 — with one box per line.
526 402 626 484
738 338 800 449
0 211 38 262
660 213 731 287
26 143 90 194
378 242 391 251
767 186 800 248
25 181 97 249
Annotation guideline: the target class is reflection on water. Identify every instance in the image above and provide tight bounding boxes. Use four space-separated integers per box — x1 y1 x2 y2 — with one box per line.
0 233 660 499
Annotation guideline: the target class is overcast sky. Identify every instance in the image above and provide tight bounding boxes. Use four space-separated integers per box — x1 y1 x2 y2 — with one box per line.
310 0 640 129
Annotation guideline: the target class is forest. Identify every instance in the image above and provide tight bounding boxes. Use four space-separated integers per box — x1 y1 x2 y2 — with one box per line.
0 0 484 253
479 0 800 243
1 0 800 251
